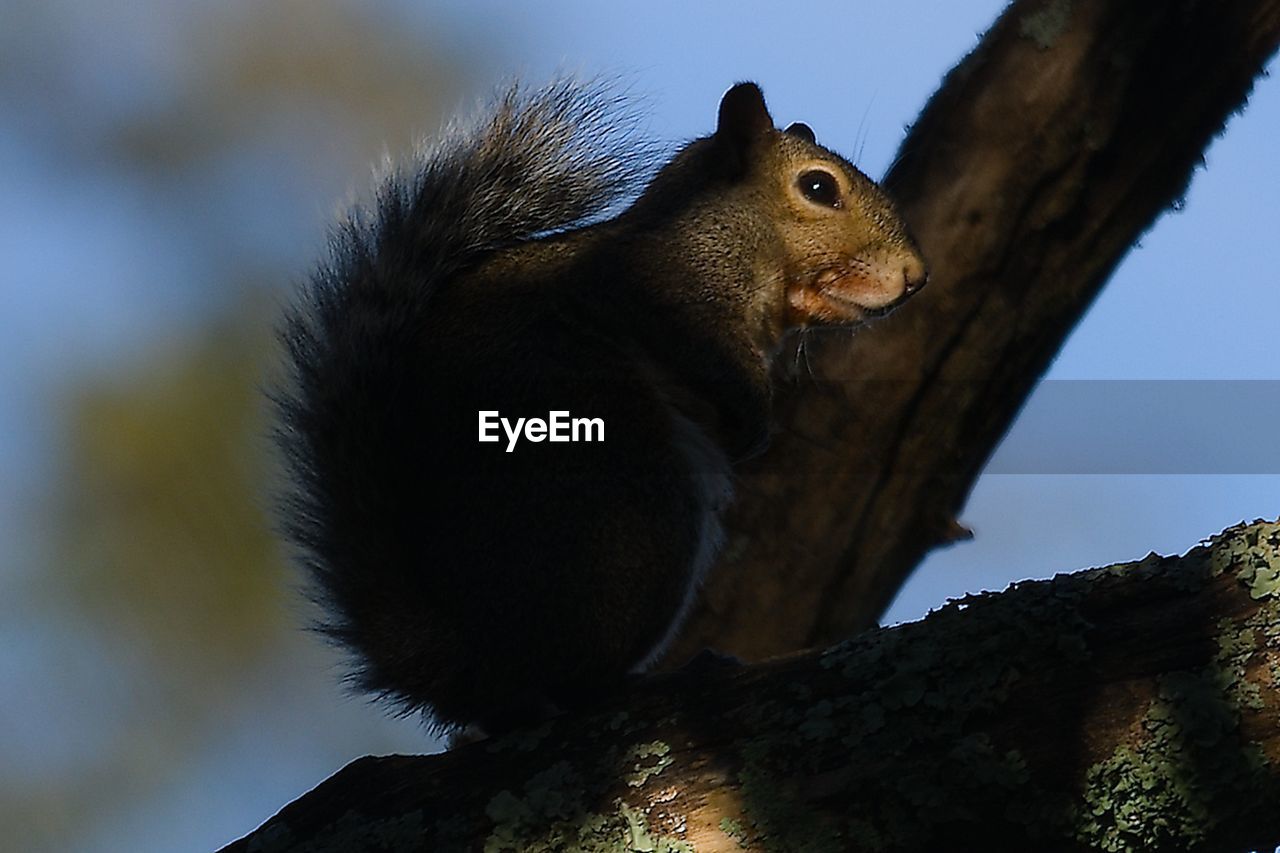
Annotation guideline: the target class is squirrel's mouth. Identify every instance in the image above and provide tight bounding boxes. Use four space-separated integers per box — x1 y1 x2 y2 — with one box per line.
788 266 904 325
813 289 873 322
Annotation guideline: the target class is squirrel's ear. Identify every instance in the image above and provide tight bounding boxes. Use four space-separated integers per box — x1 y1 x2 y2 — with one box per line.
713 82 773 175
716 82 774 140
783 122 815 144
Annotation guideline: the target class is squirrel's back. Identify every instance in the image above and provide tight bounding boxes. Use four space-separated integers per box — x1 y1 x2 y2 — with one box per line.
275 79 926 733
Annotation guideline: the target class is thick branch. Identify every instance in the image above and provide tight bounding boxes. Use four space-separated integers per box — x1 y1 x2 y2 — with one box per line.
223 520 1280 852
668 0 1280 664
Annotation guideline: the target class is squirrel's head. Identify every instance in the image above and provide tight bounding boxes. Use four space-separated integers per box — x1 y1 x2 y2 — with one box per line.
709 82 928 333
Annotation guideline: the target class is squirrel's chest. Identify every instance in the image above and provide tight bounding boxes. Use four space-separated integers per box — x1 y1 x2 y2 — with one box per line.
632 403 734 671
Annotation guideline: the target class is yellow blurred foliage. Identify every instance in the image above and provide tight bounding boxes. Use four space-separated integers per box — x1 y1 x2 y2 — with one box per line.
57 300 287 677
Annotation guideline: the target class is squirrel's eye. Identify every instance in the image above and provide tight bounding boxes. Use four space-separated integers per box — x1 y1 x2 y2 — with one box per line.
797 170 841 208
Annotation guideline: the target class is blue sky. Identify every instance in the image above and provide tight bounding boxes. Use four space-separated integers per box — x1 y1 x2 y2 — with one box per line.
0 1 1277 850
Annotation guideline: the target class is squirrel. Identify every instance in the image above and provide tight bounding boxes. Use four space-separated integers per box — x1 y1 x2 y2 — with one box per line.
274 78 927 735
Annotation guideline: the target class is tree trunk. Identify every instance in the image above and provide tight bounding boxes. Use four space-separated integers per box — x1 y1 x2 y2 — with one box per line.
222 520 1280 852
665 0 1280 665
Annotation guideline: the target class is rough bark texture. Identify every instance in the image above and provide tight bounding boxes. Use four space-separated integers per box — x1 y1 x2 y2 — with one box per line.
665 0 1280 665
223 520 1280 852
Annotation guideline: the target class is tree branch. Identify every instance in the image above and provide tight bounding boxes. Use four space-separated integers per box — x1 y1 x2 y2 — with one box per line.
667 0 1280 665
223 520 1280 851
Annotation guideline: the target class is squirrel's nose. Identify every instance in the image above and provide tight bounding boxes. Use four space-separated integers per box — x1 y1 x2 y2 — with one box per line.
903 255 929 296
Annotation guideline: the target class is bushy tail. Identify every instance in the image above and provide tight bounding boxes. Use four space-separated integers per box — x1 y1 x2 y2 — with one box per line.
358 77 657 286
271 79 655 720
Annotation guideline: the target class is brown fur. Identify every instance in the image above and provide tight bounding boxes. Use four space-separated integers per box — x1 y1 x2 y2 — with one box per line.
275 80 926 733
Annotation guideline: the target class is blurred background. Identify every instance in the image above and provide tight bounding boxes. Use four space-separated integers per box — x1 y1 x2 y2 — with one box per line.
1 0 1276 850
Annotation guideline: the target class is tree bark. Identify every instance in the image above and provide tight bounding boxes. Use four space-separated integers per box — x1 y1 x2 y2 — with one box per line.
666 0 1280 666
222 520 1280 852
